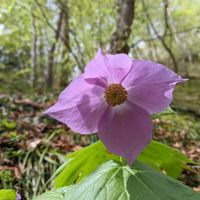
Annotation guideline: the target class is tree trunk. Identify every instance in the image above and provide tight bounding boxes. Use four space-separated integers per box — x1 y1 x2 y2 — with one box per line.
58 0 71 87
109 0 135 54
35 0 83 73
46 8 63 88
31 10 38 88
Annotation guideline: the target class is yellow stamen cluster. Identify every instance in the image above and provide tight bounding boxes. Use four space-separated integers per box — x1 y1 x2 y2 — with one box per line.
104 84 128 107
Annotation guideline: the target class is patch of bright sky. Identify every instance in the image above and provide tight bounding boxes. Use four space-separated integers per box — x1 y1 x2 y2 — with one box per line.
0 24 11 35
0 8 10 35
47 0 57 11
0 24 4 33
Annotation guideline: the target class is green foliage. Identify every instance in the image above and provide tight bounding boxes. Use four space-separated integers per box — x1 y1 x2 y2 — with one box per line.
152 107 175 119
173 79 200 116
155 111 200 142
33 190 64 200
1 0 200 90
53 140 194 188
0 0 200 199
0 171 14 189
0 68 33 94
137 141 194 178
0 189 16 200
34 161 200 200
1 119 17 130
68 0 115 59
17 136 65 200
63 161 200 200
53 141 120 188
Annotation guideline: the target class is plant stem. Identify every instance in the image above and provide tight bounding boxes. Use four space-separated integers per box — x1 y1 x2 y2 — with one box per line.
120 156 127 166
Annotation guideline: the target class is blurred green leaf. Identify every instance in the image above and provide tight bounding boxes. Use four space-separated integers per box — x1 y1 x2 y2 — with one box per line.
33 187 70 200
53 140 194 188
152 107 175 119
64 160 200 200
53 141 120 188
33 191 64 200
138 140 195 178
0 189 16 200
1 119 16 130
0 170 14 189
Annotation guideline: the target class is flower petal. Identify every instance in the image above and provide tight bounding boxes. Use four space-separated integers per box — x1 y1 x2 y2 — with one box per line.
44 75 107 134
84 49 133 85
106 53 133 83
122 60 185 114
98 101 153 165
84 48 109 87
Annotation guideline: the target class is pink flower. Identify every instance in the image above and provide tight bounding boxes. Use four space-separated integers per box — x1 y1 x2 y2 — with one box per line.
16 193 21 200
44 49 185 165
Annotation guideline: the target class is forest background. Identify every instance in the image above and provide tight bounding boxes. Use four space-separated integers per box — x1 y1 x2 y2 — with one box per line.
0 0 200 199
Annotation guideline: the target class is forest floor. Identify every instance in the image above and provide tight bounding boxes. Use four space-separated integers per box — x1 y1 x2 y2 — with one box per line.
0 78 200 199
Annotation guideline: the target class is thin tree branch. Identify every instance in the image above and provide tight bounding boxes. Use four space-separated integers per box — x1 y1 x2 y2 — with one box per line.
30 8 38 87
141 0 178 72
56 0 85 66
130 26 199 48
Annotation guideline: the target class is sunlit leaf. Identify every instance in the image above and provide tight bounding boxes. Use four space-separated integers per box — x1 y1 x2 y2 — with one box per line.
53 140 194 188
64 160 200 200
152 107 175 119
138 140 195 178
33 191 64 200
1 119 17 130
53 141 119 188
0 189 16 200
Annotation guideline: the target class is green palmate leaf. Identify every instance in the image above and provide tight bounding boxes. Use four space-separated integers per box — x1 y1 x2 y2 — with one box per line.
0 189 16 200
138 140 194 178
46 160 69 185
32 187 68 200
64 160 200 200
152 106 175 119
32 191 64 200
54 140 194 188
53 141 120 188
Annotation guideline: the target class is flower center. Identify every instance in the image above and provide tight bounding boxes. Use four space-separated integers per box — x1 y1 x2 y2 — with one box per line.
104 84 128 107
